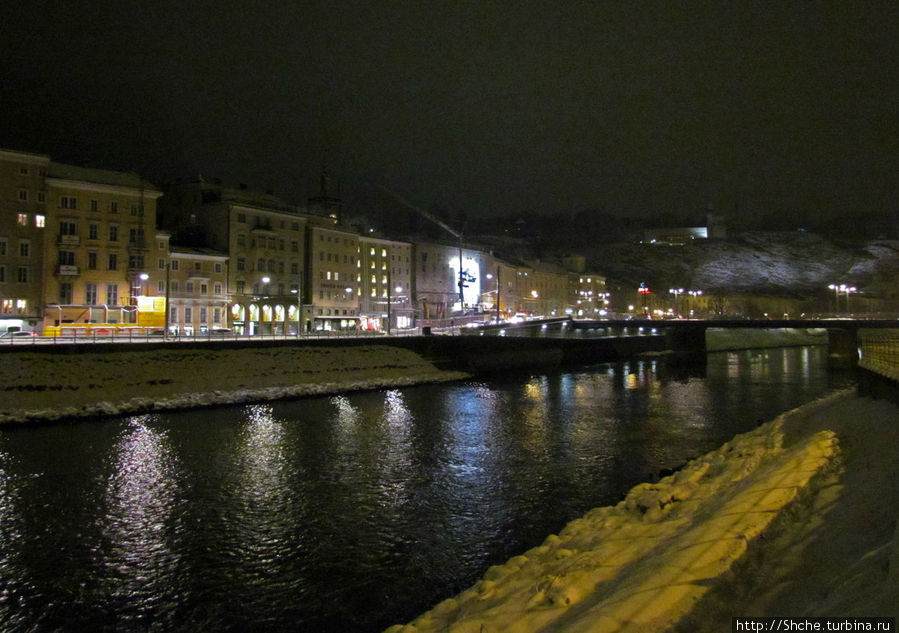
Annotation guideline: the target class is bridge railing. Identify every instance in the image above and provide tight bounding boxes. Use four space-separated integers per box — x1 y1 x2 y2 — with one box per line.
858 331 899 381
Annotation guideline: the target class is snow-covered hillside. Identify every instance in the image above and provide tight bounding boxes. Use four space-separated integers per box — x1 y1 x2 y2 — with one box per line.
591 233 899 296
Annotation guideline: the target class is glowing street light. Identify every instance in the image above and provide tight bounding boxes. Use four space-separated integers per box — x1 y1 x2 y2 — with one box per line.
669 288 684 316
687 289 703 316
828 283 857 314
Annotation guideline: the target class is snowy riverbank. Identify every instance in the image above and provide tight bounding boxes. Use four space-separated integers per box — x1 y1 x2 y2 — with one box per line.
0 343 468 425
385 389 899 632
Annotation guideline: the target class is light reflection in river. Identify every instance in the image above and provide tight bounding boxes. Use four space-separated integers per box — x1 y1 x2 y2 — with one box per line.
0 346 850 633
99 415 184 628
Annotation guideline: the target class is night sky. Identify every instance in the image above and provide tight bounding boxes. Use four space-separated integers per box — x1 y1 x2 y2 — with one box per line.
1 1 896 224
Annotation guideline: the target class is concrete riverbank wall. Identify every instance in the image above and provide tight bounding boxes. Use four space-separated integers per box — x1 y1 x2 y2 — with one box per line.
0 335 667 425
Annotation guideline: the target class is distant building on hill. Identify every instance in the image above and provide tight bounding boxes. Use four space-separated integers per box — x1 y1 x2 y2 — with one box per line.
642 213 727 245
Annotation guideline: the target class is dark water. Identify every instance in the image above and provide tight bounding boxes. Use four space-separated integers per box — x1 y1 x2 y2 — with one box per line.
0 347 850 632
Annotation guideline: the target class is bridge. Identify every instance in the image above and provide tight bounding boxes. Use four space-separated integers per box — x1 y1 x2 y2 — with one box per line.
470 317 899 367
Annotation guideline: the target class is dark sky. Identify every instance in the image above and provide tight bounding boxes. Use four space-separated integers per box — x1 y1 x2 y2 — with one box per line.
1 1 896 224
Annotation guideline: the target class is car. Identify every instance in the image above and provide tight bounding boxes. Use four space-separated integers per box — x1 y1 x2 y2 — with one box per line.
210 327 233 335
1 331 38 338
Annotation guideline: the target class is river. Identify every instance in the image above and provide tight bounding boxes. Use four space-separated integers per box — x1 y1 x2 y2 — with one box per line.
0 346 850 632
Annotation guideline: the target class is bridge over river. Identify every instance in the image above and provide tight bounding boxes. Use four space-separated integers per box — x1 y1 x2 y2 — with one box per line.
468 316 899 367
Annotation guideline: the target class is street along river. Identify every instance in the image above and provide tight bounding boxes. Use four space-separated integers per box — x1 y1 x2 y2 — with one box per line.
0 346 851 632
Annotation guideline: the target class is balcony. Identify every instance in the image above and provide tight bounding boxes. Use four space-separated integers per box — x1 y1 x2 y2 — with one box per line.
56 265 80 276
57 234 80 246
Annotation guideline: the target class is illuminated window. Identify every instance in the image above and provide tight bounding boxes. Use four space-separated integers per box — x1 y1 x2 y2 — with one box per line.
17 213 27 226
35 215 45 228
16 299 26 314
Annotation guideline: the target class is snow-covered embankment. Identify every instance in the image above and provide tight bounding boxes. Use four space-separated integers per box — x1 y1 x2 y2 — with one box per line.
0 343 468 425
385 392 848 633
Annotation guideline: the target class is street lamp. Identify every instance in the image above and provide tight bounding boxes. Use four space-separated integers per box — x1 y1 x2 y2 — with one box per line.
669 288 684 316
828 284 857 314
486 267 501 323
687 289 703 316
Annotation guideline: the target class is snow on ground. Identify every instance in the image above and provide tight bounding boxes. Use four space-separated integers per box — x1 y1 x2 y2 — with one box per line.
385 390 899 633
0 344 468 425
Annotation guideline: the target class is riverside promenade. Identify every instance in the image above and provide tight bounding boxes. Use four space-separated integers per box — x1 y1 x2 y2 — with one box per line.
386 377 899 631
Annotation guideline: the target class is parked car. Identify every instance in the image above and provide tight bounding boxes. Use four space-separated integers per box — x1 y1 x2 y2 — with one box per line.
1 331 38 339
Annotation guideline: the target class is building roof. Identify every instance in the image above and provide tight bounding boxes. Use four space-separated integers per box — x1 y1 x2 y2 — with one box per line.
47 162 158 191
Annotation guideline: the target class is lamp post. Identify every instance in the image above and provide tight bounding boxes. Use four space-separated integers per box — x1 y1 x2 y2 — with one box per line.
828 284 857 314
669 288 684 317
164 263 170 339
258 276 270 336
687 289 703 317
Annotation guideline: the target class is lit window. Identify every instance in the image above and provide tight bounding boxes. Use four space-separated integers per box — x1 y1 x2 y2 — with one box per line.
34 215 45 228
17 213 27 226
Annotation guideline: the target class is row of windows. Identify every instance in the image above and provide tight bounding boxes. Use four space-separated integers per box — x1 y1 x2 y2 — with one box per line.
159 259 224 274
232 281 301 296
318 251 356 264
0 298 28 314
0 266 30 283
235 258 298 275
235 234 300 252
235 213 301 232
319 234 355 246
56 196 143 215
57 221 142 243
9 213 45 227
169 306 223 324
14 189 46 203
164 281 224 295
58 282 119 305
54 251 143 271
0 238 31 257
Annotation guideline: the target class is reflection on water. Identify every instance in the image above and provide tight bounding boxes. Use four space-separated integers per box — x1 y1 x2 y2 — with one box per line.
0 346 849 633
99 416 185 629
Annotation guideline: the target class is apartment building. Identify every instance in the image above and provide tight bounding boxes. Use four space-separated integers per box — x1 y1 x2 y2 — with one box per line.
306 224 360 331
358 235 413 331
43 162 161 328
0 149 49 333
159 178 310 335
165 244 229 334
